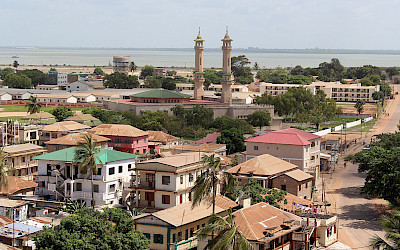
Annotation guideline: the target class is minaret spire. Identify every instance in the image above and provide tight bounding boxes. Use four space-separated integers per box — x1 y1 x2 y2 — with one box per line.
193 29 205 100
220 28 233 104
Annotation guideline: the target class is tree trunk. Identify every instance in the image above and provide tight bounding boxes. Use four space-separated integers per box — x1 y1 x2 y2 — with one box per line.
91 173 95 209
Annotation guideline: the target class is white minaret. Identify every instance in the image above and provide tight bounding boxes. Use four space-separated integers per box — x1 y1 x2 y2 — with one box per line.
220 27 233 104
193 28 205 100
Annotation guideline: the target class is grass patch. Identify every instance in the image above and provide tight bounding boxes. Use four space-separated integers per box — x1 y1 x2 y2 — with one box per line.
346 119 377 132
0 105 85 113
0 116 22 121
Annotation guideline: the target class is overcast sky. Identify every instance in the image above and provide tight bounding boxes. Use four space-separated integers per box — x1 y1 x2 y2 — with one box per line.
2 0 400 49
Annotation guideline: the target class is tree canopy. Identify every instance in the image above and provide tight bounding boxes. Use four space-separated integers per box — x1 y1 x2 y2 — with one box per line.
3 73 33 89
33 208 150 250
246 110 271 130
50 106 74 122
93 67 104 75
0 68 14 80
140 65 155 78
104 73 139 89
217 128 246 155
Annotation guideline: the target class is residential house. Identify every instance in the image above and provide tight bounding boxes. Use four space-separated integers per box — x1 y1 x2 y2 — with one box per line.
39 121 91 144
63 81 105 91
45 132 110 153
147 131 179 154
128 152 215 210
245 128 321 176
65 113 102 127
0 93 12 101
0 176 37 196
134 195 238 250
34 94 78 103
3 143 46 176
21 112 56 125
0 198 29 221
175 83 194 91
34 147 138 206
88 124 149 154
18 124 42 145
35 84 61 90
226 154 313 199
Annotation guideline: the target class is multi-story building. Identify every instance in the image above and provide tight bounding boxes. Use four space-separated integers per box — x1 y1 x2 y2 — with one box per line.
3 143 46 177
226 154 314 200
0 120 41 146
134 195 237 250
113 56 130 74
259 81 380 103
245 128 321 176
48 71 68 85
88 124 149 154
45 132 110 152
128 152 215 211
39 121 91 144
34 147 138 206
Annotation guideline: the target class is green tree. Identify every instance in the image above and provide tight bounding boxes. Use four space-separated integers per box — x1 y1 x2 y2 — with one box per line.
50 106 74 122
217 128 246 155
13 60 19 70
17 69 47 86
143 75 162 88
140 65 155 78
354 99 366 115
253 62 259 70
4 73 33 89
231 55 252 78
372 91 385 106
166 70 177 76
49 67 57 71
196 208 253 250
317 58 344 81
93 67 104 75
74 134 102 208
290 65 304 75
161 77 176 90
212 116 254 134
33 208 150 250
129 61 137 73
246 110 271 131
104 72 139 89
380 83 392 97
25 96 42 114
184 104 214 128
386 67 400 79
203 70 223 89
60 198 86 214
371 209 400 249
191 155 231 215
288 75 312 85
0 68 14 80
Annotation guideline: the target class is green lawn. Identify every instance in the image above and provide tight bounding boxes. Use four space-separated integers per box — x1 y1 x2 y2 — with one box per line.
346 119 377 132
0 116 22 121
0 105 85 113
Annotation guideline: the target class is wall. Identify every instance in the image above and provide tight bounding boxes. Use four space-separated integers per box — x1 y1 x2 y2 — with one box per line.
271 175 313 200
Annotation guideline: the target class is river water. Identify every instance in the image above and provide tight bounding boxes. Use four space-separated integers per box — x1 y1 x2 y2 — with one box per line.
1 47 400 68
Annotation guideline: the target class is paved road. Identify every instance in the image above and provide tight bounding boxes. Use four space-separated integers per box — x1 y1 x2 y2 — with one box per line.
324 86 400 249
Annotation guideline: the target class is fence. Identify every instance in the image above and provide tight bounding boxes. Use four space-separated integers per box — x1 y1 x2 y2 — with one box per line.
0 100 102 108
313 116 373 136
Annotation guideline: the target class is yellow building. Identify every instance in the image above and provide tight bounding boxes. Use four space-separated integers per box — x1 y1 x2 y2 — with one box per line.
3 143 46 177
134 195 237 250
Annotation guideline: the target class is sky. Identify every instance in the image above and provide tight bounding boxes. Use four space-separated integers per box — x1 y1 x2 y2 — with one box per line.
2 0 400 50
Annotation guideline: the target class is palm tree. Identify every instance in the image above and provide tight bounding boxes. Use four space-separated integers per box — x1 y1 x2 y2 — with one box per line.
196 208 253 250
74 133 102 208
191 154 232 214
60 198 86 214
25 96 42 114
371 209 400 249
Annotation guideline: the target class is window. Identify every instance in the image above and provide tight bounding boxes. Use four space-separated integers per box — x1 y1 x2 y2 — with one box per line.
93 185 99 193
128 164 131 169
190 228 194 237
109 167 115 175
115 138 121 143
146 173 155 182
180 175 183 184
97 168 102 175
162 176 170 185
162 195 170 204
22 157 25 163
109 184 116 193
136 139 139 144
144 138 147 143
189 173 193 182
254 146 259 151
118 165 123 173
281 185 286 191
185 229 188 240
305 183 308 188
188 192 192 201
180 194 183 204
299 185 302 191
154 234 163 244
76 183 82 191
143 233 150 239
311 156 315 160
173 234 177 243
197 225 200 230
311 141 316 147
178 232 182 242
125 138 132 144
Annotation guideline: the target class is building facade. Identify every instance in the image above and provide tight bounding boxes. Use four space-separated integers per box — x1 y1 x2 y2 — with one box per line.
39 121 91 144
3 143 46 177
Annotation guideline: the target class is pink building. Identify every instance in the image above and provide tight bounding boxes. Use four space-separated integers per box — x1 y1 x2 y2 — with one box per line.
88 124 149 154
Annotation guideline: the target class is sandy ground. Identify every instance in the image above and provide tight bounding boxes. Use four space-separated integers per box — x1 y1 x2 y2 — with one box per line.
320 86 400 249
337 102 378 115
0 112 28 117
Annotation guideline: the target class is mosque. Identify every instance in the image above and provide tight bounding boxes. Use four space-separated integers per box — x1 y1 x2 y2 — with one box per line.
103 30 280 128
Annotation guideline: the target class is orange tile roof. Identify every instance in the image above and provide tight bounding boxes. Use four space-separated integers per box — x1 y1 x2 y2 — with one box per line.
45 132 110 146
146 195 237 227
0 215 13 226
274 189 313 212
233 203 301 241
284 169 313 182
40 121 90 132
138 152 208 168
226 154 298 177
88 124 148 137
147 131 179 143
0 177 37 195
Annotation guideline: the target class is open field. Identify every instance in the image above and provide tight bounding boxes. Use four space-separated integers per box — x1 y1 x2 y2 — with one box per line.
0 105 85 113
337 102 378 115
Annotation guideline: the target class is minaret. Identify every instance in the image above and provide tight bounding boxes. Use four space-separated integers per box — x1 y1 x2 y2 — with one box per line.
193 28 205 100
220 27 233 104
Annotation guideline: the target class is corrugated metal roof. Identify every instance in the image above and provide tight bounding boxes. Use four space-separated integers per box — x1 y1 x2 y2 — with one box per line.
33 147 138 164
284 169 313 182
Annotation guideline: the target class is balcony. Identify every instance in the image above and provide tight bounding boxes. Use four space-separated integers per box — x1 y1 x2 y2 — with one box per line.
130 182 156 190
137 200 155 208
70 191 105 200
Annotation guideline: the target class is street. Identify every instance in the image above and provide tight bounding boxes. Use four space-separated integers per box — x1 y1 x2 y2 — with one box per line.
324 85 400 249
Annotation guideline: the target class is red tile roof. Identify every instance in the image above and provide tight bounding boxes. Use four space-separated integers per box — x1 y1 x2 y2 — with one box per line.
246 128 320 146
194 133 221 144
0 177 37 195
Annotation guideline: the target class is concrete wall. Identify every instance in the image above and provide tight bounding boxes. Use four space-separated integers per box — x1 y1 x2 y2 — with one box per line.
271 175 313 200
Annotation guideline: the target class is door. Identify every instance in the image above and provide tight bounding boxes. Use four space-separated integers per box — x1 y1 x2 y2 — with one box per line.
145 192 154 207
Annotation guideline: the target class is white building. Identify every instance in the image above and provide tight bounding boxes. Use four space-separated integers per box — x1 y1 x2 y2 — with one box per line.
34 147 138 206
0 198 29 221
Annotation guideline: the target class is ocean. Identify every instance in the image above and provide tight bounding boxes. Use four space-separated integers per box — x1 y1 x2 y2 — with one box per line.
1 47 400 68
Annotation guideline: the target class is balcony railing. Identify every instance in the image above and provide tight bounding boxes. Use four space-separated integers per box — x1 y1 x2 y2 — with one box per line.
70 191 105 200
131 182 155 189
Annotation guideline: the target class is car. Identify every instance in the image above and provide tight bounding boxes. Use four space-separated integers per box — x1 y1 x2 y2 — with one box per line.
363 144 370 150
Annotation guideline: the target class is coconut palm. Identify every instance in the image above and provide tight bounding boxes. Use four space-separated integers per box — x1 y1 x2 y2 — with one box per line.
25 96 42 114
371 209 400 249
191 154 232 214
74 133 102 208
60 198 86 214
196 208 253 250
